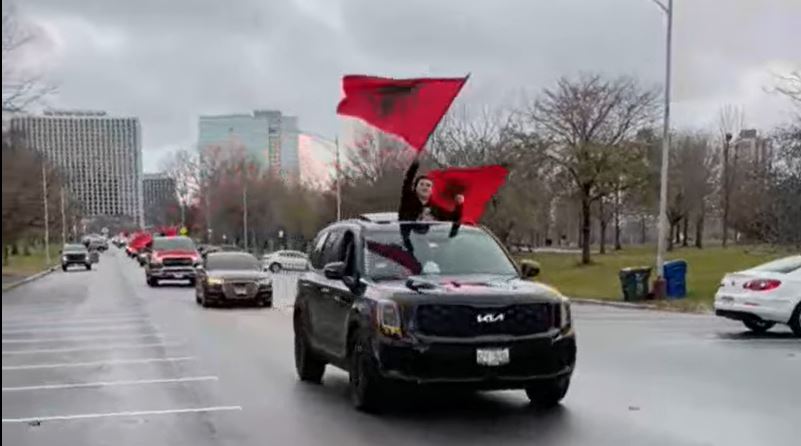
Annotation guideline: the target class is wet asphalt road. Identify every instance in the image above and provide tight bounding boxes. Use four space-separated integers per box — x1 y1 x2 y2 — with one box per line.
2 248 799 446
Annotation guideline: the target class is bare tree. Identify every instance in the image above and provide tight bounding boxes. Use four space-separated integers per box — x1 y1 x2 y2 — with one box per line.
520 74 660 263
2 4 55 110
718 105 745 247
772 71 801 111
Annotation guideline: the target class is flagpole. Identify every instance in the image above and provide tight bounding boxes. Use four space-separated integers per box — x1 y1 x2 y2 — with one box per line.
336 136 341 221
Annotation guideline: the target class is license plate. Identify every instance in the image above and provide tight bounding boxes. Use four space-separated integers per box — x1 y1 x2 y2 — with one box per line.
719 296 734 303
235 287 248 296
476 348 510 367
172 273 184 279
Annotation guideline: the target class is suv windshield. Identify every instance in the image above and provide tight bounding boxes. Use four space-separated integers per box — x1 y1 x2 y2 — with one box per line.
63 244 87 252
206 253 260 271
364 224 517 280
152 237 196 251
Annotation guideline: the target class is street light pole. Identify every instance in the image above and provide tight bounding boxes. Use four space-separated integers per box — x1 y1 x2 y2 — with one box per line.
653 0 673 296
243 177 248 252
301 130 341 221
60 187 67 246
41 163 51 266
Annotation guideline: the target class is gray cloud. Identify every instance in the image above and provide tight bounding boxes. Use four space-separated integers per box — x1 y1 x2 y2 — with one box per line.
17 0 801 171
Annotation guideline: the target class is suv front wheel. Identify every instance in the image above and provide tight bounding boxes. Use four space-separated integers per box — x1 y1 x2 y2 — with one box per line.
349 332 385 412
294 312 325 383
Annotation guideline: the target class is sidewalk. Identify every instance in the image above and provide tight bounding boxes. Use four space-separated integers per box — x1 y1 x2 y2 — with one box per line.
1 268 57 292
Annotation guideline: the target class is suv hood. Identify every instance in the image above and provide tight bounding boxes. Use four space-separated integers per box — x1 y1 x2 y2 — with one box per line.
369 274 566 304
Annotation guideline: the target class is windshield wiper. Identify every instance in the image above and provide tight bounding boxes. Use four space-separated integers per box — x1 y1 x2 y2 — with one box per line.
405 276 438 292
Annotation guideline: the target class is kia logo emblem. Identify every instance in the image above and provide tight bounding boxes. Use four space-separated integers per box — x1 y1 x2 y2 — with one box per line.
477 313 505 323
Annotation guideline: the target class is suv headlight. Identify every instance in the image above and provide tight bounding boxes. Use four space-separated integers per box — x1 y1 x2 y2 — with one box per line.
377 301 402 337
207 277 224 286
559 300 572 330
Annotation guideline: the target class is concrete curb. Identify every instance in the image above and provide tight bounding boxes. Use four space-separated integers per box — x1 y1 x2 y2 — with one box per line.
1 267 58 293
569 298 657 311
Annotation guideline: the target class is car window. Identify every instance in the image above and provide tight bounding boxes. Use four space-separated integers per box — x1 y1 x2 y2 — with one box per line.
320 229 345 267
206 253 260 271
749 256 801 274
363 224 517 280
309 231 330 270
153 237 196 251
63 244 87 252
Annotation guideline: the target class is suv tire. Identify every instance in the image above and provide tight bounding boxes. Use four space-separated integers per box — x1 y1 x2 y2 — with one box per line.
525 376 570 408
147 276 158 287
62 265 68 272
294 312 325 383
85 264 91 271
349 332 385 412
743 319 774 334
789 304 801 337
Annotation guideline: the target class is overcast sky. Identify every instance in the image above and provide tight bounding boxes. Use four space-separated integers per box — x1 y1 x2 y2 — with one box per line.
15 0 801 172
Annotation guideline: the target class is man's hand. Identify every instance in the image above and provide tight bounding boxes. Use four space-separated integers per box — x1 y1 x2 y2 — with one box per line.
455 194 464 205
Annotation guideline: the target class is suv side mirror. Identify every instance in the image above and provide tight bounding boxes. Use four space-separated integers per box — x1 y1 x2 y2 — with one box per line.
323 261 346 280
519 259 541 279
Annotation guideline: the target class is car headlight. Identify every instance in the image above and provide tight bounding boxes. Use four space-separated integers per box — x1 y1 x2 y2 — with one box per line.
377 301 402 337
62 255 68 261
559 300 572 330
207 277 224 286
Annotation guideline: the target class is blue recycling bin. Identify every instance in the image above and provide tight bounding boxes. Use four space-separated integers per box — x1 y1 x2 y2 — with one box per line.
663 260 687 299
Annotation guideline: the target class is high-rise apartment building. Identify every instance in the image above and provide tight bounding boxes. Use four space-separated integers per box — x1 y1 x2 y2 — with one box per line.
10 110 144 226
197 110 299 179
143 173 177 227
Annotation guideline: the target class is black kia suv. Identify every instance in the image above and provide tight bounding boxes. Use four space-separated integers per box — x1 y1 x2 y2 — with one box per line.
293 213 576 412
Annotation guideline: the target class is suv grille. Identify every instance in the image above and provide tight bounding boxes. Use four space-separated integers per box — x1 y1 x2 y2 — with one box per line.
163 257 193 267
415 304 554 337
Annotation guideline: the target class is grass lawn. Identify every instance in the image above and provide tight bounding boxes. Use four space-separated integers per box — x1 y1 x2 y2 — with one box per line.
519 245 795 311
2 245 61 277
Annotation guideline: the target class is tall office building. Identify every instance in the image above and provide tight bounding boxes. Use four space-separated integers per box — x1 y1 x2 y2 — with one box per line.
10 110 144 226
143 173 177 227
197 110 299 179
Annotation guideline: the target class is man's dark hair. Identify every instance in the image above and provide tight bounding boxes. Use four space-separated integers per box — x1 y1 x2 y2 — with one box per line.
413 175 431 189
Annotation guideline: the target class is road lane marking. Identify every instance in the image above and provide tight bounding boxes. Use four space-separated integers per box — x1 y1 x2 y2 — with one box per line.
2 323 153 335
2 376 219 392
2 333 166 344
1 405 243 423
2 342 183 355
2 356 196 371
2 317 149 329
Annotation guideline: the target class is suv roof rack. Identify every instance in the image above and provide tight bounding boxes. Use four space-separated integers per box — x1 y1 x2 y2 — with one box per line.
358 212 399 223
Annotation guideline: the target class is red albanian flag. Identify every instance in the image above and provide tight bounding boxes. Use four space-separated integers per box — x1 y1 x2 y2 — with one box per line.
428 165 509 225
336 75 468 152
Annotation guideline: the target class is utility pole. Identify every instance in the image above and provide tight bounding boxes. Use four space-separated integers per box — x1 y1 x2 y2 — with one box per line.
60 187 67 246
722 132 733 247
653 0 673 298
42 163 51 266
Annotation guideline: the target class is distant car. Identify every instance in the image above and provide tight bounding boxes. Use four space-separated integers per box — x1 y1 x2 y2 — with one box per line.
144 236 201 287
262 250 309 273
195 252 272 308
714 255 801 336
61 244 92 271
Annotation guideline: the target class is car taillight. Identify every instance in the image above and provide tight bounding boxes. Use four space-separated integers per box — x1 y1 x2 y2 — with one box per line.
743 279 781 291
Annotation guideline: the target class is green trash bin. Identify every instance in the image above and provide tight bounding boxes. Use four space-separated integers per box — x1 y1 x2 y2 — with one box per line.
619 267 652 301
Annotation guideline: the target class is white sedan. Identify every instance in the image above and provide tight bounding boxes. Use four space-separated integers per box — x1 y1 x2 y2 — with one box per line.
714 255 801 336
262 250 309 273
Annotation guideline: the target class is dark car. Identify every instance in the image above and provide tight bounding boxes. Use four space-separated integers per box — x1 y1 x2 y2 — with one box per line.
144 236 201 286
61 244 92 271
293 215 576 412
195 252 273 308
